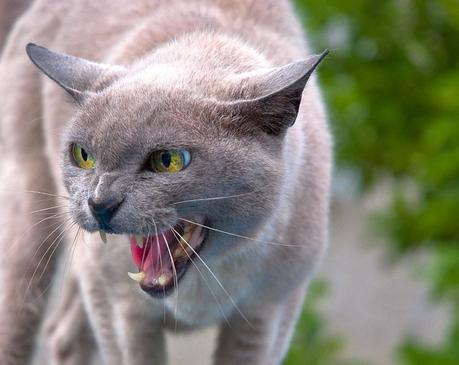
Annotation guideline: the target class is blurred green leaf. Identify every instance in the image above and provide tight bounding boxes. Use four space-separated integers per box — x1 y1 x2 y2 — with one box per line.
286 0 459 363
284 280 364 365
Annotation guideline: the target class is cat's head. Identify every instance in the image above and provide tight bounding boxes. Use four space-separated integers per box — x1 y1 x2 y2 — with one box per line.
26 39 327 297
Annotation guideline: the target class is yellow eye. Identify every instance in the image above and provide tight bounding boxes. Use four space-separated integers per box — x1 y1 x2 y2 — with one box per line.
149 149 191 173
72 144 95 169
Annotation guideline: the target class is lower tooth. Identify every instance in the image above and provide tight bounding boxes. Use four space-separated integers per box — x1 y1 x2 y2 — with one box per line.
184 223 193 234
173 248 183 259
127 271 145 283
158 273 168 286
180 232 192 244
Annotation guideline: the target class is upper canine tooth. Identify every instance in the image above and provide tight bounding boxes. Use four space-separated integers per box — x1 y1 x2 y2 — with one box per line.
135 234 144 248
99 230 107 244
173 247 186 259
181 231 192 244
127 271 145 283
184 223 193 234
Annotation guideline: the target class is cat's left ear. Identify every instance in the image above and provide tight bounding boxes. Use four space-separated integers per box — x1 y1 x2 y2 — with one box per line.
232 50 329 135
26 43 126 104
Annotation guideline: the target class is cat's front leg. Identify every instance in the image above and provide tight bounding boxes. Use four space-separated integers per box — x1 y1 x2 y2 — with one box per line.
75 233 166 365
213 285 307 365
45 273 96 365
113 302 166 365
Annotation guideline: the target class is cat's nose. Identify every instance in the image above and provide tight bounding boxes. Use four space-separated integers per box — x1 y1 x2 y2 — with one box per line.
88 196 124 227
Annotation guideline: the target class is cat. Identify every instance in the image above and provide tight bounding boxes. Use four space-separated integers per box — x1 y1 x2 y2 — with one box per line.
0 1 332 364
0 0 31 51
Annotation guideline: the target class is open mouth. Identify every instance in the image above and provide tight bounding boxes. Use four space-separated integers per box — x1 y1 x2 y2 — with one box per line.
127 216 207 297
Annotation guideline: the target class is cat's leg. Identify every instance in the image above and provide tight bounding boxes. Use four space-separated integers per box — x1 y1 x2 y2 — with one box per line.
0 37 65 365
45 273 96 365
0 168 68 365
75 259 124 364
213 285 307 365
74 233 166 365
113 303 167 365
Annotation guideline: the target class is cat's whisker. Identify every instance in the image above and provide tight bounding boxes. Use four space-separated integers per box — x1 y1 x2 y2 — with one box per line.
55 226 81 307
139 222 149 270
171 227 232 329
31 224 79 304
179 218 303 248
24 220 73 295
171 227 252 328
38 223 76 280
29 204 69 215
0 210 69 228
34 196 61 204
21 218 71 268
29 211 71 218
161 231 179 332
4 212 69 257
22 218 73 303
152 219 167 322
172 191 256 205
38 222 77 283
23 190 70 200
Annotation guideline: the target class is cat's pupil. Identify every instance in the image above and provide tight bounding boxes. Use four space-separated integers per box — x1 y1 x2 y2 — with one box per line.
161 152 171 168
81 148 88 161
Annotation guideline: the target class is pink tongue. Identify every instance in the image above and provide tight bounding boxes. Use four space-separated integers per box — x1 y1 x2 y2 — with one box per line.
130 229 177 271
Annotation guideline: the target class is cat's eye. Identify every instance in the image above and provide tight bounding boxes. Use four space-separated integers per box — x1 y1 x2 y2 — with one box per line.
149 149 191 173
72 144 95 169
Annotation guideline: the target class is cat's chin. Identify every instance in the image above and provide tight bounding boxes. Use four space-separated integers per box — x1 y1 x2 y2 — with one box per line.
126 216 208 298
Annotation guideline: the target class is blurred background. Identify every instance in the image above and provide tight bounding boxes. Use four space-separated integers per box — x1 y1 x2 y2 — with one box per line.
285 0 459 364
29 0 459 364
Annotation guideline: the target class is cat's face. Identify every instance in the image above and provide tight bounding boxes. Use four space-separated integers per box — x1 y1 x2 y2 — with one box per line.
63 83 282 296
26 42 326 297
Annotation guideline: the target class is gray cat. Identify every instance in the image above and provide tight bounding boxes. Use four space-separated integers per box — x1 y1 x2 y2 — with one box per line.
0 1 332 364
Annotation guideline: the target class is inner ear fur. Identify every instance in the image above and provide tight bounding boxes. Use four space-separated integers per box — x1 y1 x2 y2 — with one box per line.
228 50 329 135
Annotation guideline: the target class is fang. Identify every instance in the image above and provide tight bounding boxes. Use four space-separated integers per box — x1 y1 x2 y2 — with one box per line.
99 230 107 244
127 271 145 283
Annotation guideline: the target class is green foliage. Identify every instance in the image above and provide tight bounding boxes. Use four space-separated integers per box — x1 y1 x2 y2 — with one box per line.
286 0 459 364
284 281 362 365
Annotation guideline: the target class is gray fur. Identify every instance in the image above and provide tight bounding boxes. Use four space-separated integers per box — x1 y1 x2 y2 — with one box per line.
0 1 332 364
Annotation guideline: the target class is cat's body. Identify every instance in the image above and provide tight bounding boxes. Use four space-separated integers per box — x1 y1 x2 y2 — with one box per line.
0 1 331 364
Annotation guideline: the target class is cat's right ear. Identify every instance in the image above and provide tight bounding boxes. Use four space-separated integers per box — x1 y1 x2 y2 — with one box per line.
26 43 126 104
225 50 328 135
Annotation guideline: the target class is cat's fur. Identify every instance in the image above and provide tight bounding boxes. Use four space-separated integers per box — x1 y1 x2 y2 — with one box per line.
0 1 332 364
0 0 31 52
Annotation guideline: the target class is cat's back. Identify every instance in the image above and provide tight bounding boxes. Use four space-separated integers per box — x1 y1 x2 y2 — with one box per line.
1 0 316 144
2 0 307 64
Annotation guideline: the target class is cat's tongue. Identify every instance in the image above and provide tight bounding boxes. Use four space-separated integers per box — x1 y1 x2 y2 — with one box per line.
127 218 206 294
130 230 175 270
129 228 178 287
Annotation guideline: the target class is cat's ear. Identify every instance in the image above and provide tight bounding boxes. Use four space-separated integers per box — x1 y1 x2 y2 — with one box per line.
232 50 329 135
26 43 125 104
